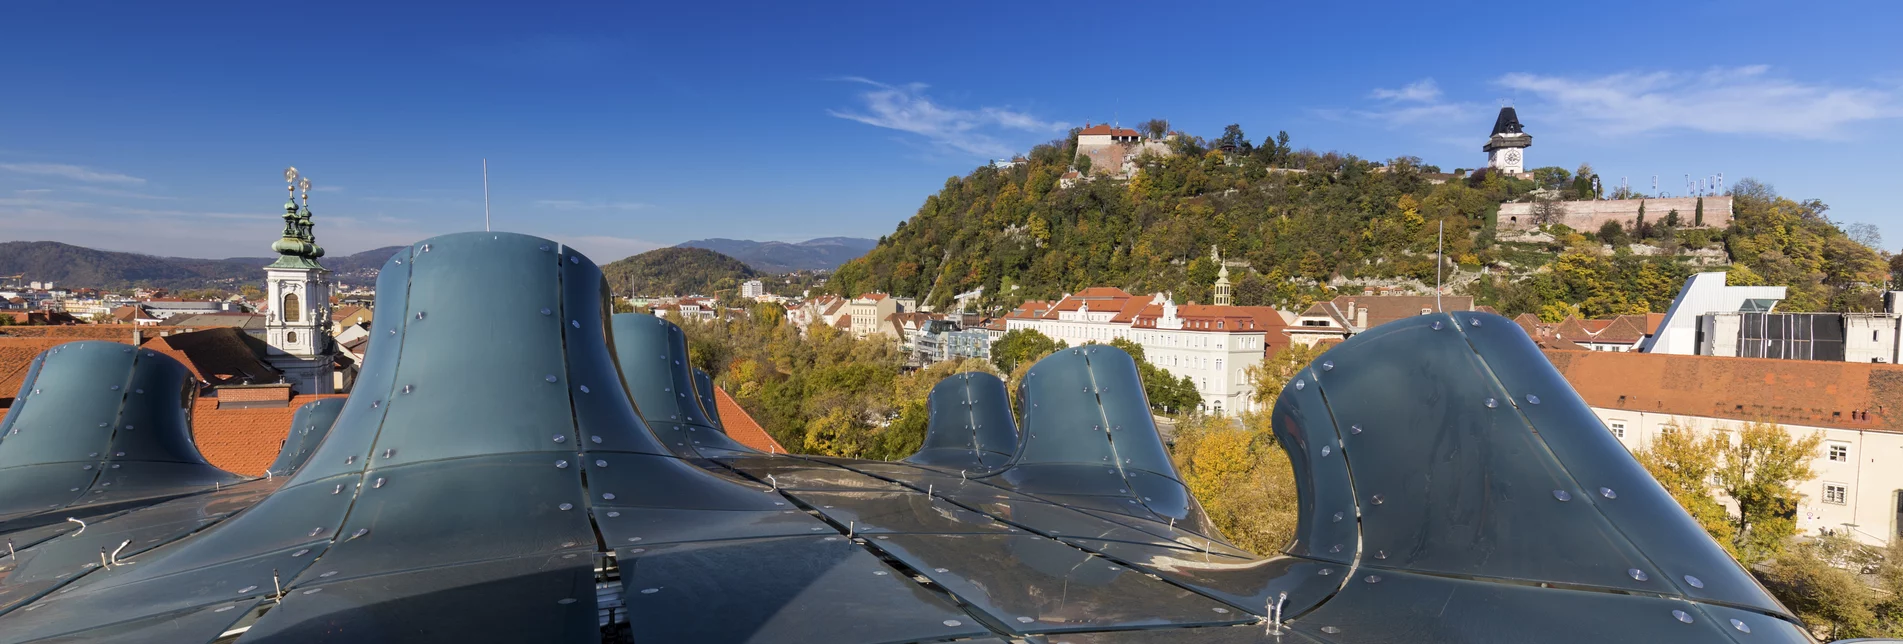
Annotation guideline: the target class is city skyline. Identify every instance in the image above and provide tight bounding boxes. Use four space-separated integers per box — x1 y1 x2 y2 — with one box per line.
2 1 1899 261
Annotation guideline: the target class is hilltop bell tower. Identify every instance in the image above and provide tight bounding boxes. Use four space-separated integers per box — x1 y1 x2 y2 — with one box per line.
1483 107 1531 175
1211 246 1233 306
263 167 334 394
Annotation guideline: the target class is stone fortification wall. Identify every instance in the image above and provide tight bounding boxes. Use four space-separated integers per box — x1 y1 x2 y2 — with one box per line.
1498 196 1732 231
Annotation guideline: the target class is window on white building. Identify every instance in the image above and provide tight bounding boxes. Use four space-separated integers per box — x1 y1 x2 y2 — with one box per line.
1828 443 1849 462
1824 483 1848 505
1608 421 1626 438
1216 359 1223 371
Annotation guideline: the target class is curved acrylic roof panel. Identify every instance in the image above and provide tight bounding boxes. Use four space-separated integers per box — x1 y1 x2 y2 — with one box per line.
262 397 345 477
609 313 754 457
1267 311 1804 639
0 341 241 530
905 371 1019 469
693 366 724 431
983 345 1218 538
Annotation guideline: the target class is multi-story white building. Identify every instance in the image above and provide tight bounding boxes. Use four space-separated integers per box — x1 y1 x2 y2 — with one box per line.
740 280 766 299
1551 348 1903 547
1002 287 1289 414
848 293 901 339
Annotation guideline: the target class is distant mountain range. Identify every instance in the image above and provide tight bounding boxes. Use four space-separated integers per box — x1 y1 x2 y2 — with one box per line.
675 237 875 273
0 241 404 291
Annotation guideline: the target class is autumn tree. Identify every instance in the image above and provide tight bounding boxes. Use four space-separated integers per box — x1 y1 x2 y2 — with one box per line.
1110 338 1200 414
1635 423 1737 554
1139 118 1170 139
1169 411 1298 554
1246 343 1326 409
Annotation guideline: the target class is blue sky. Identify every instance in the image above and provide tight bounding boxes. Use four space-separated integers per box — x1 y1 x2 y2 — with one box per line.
1 1 1899 262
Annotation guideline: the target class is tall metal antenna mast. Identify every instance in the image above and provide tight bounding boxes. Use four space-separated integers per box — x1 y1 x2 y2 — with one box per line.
1435 221 1444 312
483 158 491 232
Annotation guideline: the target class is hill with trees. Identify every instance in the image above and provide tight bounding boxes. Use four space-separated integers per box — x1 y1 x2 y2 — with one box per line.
0 241 401 291
827 125 1890 318
676 237 876 273
602 246 759 297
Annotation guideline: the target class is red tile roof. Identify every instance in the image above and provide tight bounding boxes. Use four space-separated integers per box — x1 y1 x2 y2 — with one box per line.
712 387 786 453
191 393 348 476
1078 124 1142 137
144 328 280 387
1547 350 1903 433
855 293 889 301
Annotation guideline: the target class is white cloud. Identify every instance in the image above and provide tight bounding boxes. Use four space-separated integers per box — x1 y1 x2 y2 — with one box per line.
533 199 650 212
0 197 433 258
1372 79 1442 103
74 185 178 200
312 185 344 193
0 162 146 185
1352 78 1479 127
1496 66 1902 139
828 77 1068 158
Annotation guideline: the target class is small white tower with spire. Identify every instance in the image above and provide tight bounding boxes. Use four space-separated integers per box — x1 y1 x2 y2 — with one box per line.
1211 246 1233 306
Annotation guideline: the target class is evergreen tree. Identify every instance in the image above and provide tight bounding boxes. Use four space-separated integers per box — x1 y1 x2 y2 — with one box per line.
1695 197 1705 227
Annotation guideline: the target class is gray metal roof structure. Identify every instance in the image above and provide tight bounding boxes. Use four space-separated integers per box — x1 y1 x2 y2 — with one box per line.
692 366 724 432
263 397 344 478
0 232 1819 642
904 371 1018 470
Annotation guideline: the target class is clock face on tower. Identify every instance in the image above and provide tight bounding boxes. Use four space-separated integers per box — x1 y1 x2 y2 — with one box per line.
1504 150 1521 164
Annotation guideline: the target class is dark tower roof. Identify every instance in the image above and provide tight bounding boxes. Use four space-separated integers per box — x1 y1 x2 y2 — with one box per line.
1491 107 1524 135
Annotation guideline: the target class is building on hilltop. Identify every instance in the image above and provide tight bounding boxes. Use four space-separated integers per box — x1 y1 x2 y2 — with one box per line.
1483 107 1531 175
1071 123 1175 183
740 279 766 299
1549 348 1903 546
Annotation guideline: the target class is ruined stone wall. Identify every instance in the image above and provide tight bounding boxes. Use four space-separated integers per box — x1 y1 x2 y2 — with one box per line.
1498 196 1732 231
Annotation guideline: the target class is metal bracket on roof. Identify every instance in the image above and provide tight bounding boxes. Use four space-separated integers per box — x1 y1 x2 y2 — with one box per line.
65 517 85 536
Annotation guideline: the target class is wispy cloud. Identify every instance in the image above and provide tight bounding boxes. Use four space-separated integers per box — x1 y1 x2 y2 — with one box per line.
1496 66 1902 139
13 188 52 195
0 197 438 258
74 185 178 200
312 185 344 193
1372 79 1443 103
533 199 649 212
827 77 1068 158
1352 77 1479 127
0 162 146 185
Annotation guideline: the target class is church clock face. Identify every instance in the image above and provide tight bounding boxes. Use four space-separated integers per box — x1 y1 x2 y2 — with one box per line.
1504 150 1521 164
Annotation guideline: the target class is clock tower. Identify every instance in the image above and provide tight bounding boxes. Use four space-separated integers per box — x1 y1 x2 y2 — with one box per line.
263 167 335 394
1483 107 1531 175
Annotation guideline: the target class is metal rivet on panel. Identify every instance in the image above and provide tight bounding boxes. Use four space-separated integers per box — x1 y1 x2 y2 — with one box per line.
1684 575 1705 589
1329 544 1342 553
540 245 550 251
1432 321 1443 330
1371 494 1384 505
602 493 616 500
402 385 413 394
1365 575 1382 584
374 477 386 489
1294 380 1305 391
351 528 369 538
570 320 581 329
292 549 310 557
1016 616 1034 623
1673 610 1694 624
555 460 569 469
607 511 620 517
641 588 660 594
541 308 552 315
320 571 337 577
595 460 607 467
942 620 962 627
1350 424 1363 434
1321 360 1334 371
1526 394 1542 405
383 449 394 459
415 312 425 321
1332 512 1344 522
1321 626 1342 634
558 503 573 511
1470 318 1481 327
545 375 559 383
1553 490 1572 502
1321 446 1331 457
579 385 591 393
238 585 257 594
110 385 120 391
553 435 567 443
1730 619 1750 633
569 256 579 264
1600 487 1618 499
1629 568 1649 581
305 588 323 595
556 598 576 605
1375 550 1388 559
1213 608 1229 614
591 435 602 444
1318 569 1333 576
1485 398 1498 409
345 455 356 464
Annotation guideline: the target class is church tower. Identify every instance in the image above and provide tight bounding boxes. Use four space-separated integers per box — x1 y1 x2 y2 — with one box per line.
1212 247 1233 306
1483 107 1531 175
263 168 334 394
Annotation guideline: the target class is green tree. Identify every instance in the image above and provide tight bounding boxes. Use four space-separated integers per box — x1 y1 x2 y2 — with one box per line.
991 329 1065 374
1694 197 1705 227
1758 533 1886 640
1719 421 1823 562
1139 118 1170 139
1217 124 1251 153
1074 153 1092 176
1110 338 1201 414
1598 220 1628 247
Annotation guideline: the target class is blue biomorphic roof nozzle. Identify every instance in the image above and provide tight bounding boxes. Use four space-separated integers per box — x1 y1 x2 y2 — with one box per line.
692 366 725 432
609 313 754 458
263 396 346 477
0 341 242 531
905 371 1018 470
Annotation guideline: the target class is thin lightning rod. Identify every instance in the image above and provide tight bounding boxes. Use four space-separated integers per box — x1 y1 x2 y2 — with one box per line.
1436 221 1444 312
483 158 491 232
